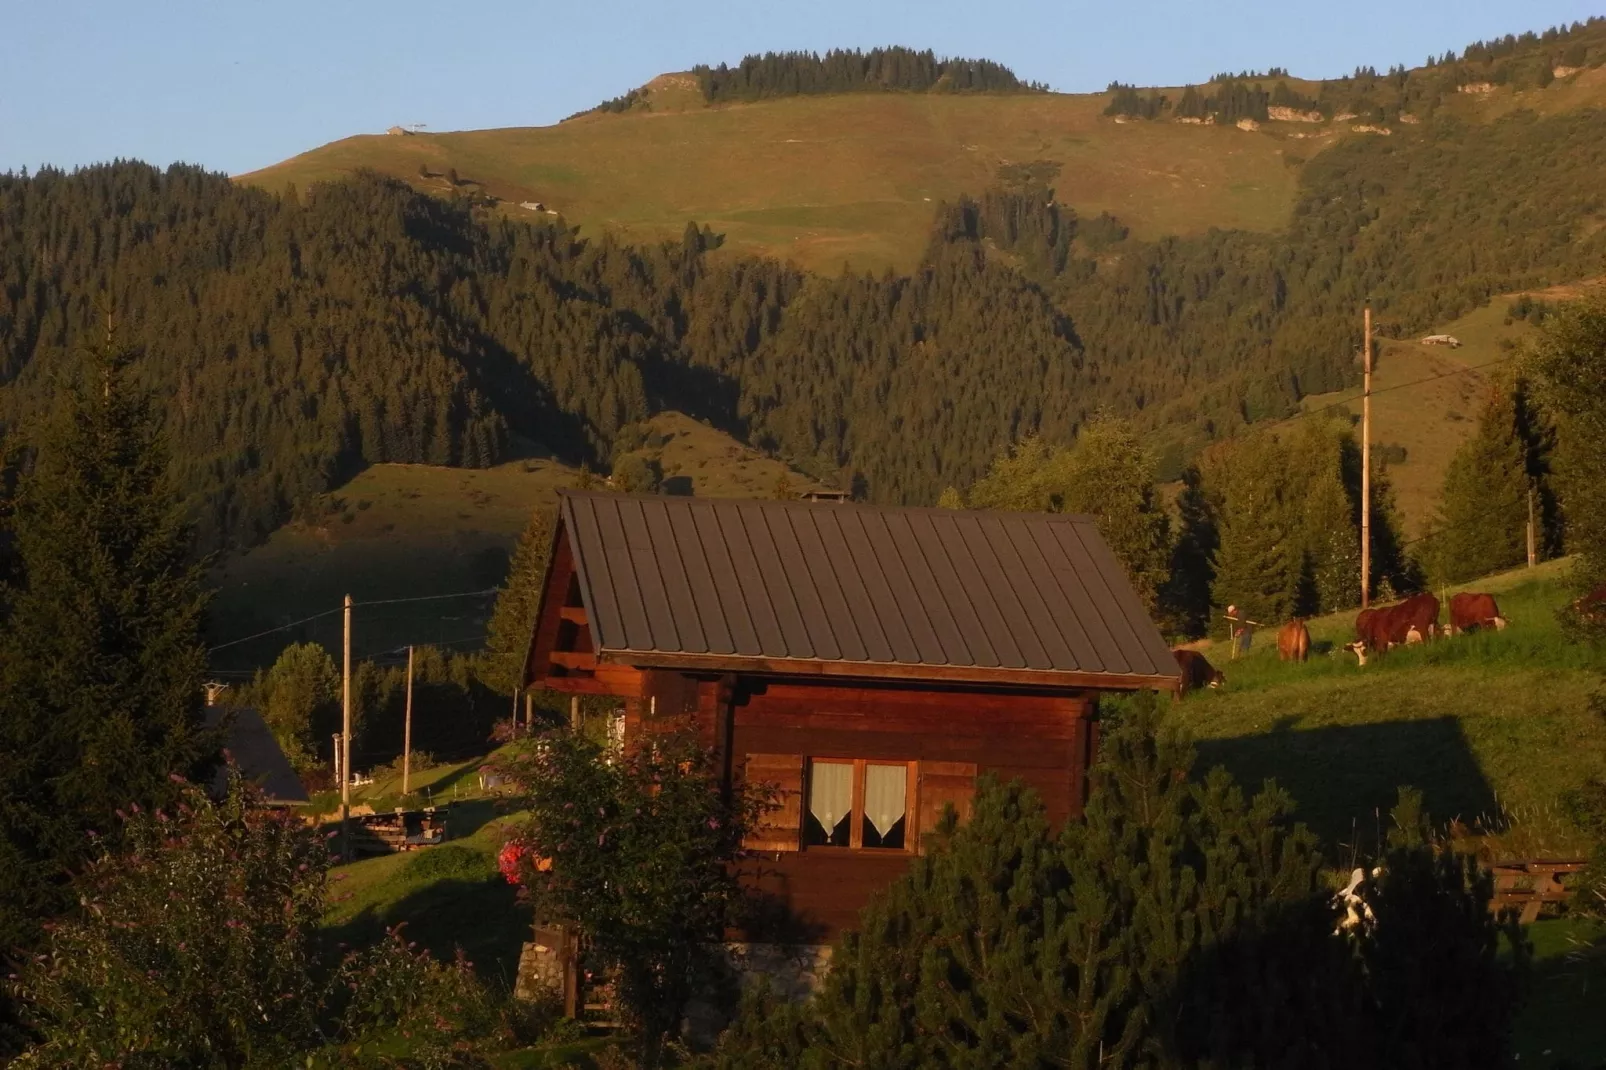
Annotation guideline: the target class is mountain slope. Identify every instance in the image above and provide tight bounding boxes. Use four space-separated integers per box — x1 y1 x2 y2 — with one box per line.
242 90 1303 274
241 32 1606 274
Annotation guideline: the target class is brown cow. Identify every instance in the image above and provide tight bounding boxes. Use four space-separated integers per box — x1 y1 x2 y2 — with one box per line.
1173 649 1225 694
1573 584 1606 626
1448 592 1507 635
1278 619 1311 662
1347 593 1441 665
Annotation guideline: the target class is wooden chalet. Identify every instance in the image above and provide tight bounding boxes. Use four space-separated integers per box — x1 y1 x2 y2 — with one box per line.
524 490 1180 940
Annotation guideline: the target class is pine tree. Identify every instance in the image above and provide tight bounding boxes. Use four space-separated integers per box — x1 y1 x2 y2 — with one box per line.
1533 295 1606 586
1209 434 1297 634
480 510 553 696
1160 466 1217 637
0 340 213 962
1425 386 1530 585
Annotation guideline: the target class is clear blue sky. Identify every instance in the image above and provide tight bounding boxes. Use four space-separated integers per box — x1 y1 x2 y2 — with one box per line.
2 0 1598 177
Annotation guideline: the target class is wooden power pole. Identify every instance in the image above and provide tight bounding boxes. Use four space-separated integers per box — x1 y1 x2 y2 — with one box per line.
402 645 415 796
1527 486 1538 568
341 594 353 861
1360 305 1373 610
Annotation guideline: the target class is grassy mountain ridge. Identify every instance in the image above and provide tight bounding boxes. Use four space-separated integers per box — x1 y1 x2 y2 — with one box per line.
241 27 1606 274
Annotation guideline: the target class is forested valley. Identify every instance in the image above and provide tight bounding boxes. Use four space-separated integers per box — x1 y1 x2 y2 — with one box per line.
4 99 1606 555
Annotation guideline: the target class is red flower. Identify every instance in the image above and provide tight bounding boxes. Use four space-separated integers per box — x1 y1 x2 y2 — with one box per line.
498 841 529 885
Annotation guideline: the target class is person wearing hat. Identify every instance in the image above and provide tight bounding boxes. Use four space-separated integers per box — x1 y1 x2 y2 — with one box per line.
1224 604 1261 660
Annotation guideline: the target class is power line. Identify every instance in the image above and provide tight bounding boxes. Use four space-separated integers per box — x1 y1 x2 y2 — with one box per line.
1260 353 1513 435
206 587 500 653
206 607 341 653
353 589 497 608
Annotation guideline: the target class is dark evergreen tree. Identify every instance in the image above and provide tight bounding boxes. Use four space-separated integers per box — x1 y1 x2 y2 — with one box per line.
1359 789 1529 1070
1424 386 1531 585
1534 296 1606 587
481 509 554 696
712 697 1366 1068
1160 466 1217 637
0 339 213 977
1208 434 1297 633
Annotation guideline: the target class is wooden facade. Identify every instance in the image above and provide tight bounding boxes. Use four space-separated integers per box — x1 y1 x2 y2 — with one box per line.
524 492 1179 942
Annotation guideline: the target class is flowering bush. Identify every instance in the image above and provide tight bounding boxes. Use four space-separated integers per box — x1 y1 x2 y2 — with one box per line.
497 840 529 885
491 730 766 1067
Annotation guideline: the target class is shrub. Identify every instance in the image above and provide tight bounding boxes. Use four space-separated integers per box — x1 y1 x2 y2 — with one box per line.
11 770 508 1068
709 699 1527 1069
493 730 766 1067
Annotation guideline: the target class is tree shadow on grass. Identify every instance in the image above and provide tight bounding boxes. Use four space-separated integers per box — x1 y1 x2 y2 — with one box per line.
1196 716 1497 857
326 875 529 993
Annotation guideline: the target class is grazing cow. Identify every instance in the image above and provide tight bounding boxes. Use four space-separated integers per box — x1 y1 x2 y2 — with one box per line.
1573 584 1606 626
1278 619 1311 662
1173 649 1225 694
1347 593 1441 665
1448 592 1507 635
1390 593 1441 644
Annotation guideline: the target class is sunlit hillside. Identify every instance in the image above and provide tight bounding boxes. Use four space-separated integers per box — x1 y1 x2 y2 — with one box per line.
241 64 1606 273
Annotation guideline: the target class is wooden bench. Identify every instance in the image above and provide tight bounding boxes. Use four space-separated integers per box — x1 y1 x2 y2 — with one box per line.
1490 859 1586 924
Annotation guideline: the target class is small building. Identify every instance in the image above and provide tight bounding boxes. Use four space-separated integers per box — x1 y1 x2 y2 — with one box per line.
205 707 310 807
523 491 1179 942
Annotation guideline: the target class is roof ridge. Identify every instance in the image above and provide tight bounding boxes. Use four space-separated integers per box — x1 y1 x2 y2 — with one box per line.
556 488 1098 525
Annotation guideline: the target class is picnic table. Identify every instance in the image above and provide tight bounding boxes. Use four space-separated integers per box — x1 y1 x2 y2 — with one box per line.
1490 859 1586 924
350 805 449 857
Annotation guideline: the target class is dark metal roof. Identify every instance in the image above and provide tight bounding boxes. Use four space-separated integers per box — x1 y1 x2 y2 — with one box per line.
556 491 1179 689
206 707 311 806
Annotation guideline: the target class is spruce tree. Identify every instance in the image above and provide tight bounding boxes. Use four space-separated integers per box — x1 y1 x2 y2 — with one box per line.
0 340 212 961
1426 386 1530 585
1533 295 1606 586
480 509 553 696
1160 466 1217 637
1208 434 1297 634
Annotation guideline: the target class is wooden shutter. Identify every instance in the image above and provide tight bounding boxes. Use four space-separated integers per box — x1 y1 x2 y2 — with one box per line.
743 753 804 853
916 761 978 854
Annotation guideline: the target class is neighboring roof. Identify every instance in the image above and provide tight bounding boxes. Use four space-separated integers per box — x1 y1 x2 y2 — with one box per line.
206 707 311 805
552 490 1180 689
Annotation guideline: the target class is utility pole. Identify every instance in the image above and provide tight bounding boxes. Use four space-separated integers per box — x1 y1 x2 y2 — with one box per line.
332 733 342 789
525 691 534 735
341 594 353 862
1527 486 1538 568
402 645 415 796
1360 304 1373 610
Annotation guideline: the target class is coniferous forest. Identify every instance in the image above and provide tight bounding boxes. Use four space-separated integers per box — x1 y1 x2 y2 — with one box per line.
5 95 1606 558
692 47 1045 102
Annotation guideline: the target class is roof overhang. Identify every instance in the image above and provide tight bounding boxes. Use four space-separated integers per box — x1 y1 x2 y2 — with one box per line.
594 648 1177 692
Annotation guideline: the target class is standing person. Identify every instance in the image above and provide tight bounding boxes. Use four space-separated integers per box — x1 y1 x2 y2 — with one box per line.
1224 605 1261 659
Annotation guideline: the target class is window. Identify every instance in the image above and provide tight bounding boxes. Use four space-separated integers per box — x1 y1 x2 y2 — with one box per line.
804 759 911 850
741 754 976 855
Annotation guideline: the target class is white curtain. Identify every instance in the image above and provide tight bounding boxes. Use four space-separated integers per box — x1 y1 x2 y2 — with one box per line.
863 764 907 839
809 762 853 833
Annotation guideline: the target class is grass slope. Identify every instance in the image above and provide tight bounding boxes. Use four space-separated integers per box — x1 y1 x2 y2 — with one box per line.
241 72 1605 274
1176 559 1604 854
207 412 822 672
1297 279 1604 534
243 90 1303 273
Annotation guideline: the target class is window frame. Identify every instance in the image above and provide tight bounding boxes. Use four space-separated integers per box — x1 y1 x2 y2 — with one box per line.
802 757 918 853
